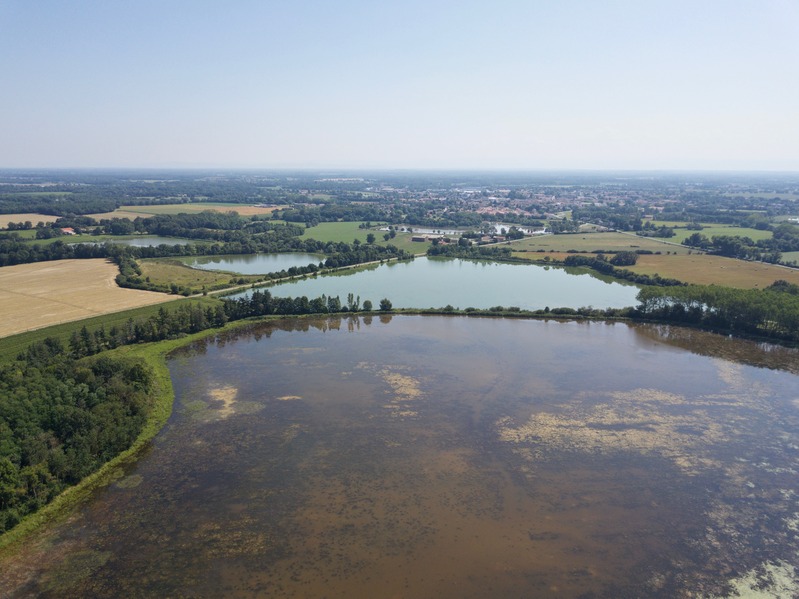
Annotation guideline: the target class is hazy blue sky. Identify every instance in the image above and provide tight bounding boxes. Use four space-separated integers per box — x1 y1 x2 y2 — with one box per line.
2 1 797 170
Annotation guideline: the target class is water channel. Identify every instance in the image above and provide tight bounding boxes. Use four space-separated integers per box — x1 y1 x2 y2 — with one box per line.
3 316 798 598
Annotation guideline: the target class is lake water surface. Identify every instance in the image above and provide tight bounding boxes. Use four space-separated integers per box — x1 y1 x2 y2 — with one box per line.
3 316 798 598
183 253 323 275
231 257 640 310
82 235 192 247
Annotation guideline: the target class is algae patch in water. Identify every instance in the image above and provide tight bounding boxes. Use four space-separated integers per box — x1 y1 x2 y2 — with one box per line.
208 385 238 418
115 474 143 489
39 550 112 593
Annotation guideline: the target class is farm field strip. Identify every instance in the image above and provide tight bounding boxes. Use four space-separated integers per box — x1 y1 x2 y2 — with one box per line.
0 259 177 339
0 213 60 229
511 232 690 254
667 225 773 244
627 254 799 288
88 203 285 220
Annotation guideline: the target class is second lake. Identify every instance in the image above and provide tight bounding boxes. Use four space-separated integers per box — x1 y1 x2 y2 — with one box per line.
229 257 641 311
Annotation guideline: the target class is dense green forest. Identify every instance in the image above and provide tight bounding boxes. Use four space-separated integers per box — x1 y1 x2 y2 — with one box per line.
636 281 799 342
0 347 154 532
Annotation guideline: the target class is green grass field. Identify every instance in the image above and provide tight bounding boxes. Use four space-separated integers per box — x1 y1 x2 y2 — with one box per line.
781 251 799 265
668 225 772 244
300 221 430 254
510 232 689 254
139 259 261 293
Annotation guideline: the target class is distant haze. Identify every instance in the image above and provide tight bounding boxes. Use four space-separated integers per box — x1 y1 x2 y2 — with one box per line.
2 1 798 171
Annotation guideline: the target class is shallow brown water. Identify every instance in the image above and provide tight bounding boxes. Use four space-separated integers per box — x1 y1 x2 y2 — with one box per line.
2 316 799 598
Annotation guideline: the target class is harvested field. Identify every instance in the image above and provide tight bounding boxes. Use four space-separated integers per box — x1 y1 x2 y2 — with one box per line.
627 254 799 288
0 213 60 229
0 259 176 338
88 203 285 220
86 210 145 221
511 250 799 288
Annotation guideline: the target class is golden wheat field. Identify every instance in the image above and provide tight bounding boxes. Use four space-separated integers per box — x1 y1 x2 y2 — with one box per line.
0 213 60 229
0 259 176 338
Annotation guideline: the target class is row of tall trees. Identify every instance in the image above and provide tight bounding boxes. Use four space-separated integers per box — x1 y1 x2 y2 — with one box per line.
636 281 799 342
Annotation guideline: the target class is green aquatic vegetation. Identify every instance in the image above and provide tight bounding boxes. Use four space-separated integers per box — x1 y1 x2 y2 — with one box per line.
39 549 112 593
114 474 143 489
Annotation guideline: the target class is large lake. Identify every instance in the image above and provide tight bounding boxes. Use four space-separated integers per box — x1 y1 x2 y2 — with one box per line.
183 252 322 275
231 257 640 310
3 317 798 597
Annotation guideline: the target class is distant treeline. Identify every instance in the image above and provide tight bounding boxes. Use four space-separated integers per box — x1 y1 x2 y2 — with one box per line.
427 244 513 260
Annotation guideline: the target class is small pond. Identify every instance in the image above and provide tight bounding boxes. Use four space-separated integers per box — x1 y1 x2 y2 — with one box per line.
231 256 640 310
182 253 323 275
78 236 192 247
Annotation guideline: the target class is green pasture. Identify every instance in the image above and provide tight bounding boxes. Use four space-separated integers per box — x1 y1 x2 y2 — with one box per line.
510 232 689 254
669 225 772 244
139 259 261 293
781 251 799 265
2 230 38 239
300 221 430 254
300 221 380 243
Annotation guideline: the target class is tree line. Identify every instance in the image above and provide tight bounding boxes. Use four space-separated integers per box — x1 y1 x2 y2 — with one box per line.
636 281 799 343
